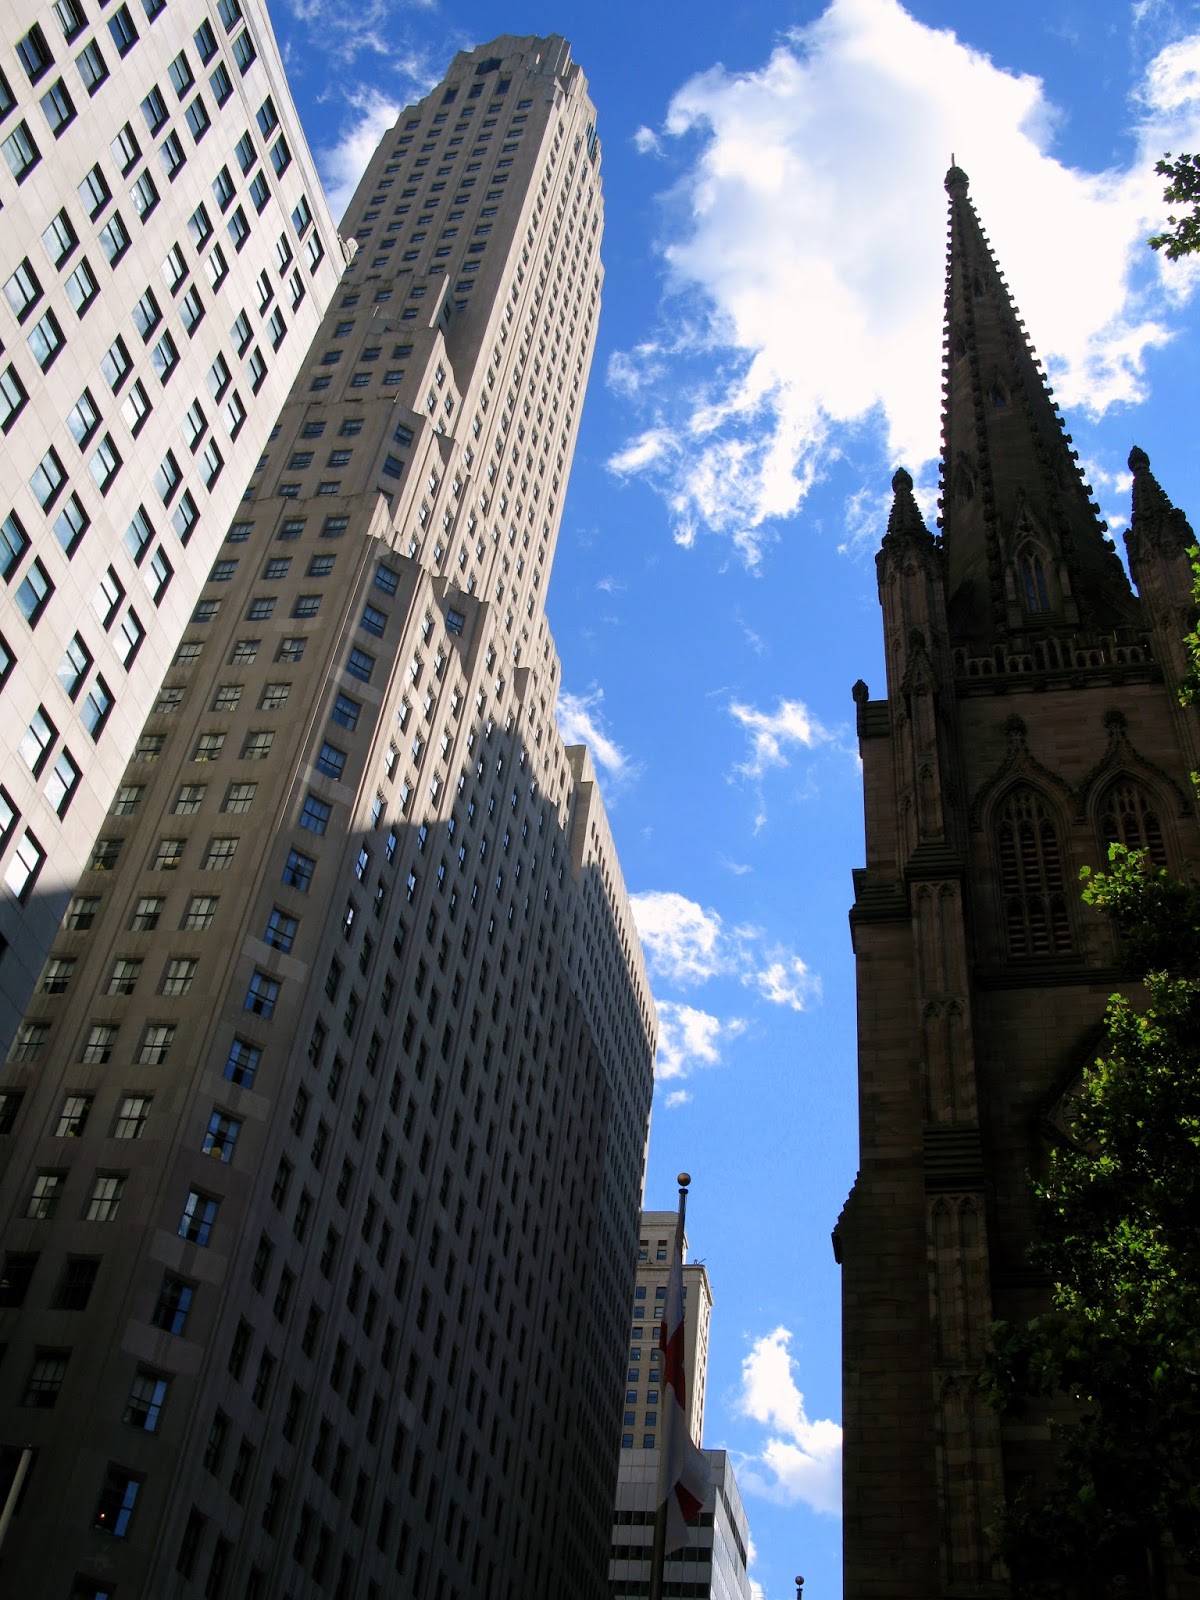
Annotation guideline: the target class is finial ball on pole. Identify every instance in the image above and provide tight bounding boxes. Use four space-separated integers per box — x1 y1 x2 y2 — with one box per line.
677 1172 691 1187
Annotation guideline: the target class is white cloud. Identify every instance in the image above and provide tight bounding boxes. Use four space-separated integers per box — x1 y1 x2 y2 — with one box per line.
596 575 627 594
630 891 727 984
631 891 822 1015
755 954 822 1012
655 1001 746 1080
318 88 403 224
607 0 1200 567
633 125 663 156
736 1327 842 1517
664 1088 693 1109
556 687 632 786
730 698 838 781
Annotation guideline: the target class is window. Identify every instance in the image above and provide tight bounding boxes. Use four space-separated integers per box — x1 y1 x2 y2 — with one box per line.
193 732 225 762
31 446 66 509
16 559 53 625
316 742 345 779
241 730 273 760
203 837 239 870
179 1189 219 1245
1 512 30 580
182 894 219 930
223 782 256 813
153 837 185 871
54 1256 98 1308
245 970 279 1017
124 1370 168 1431
162 957 196 995
151 1273 193 1335
82 676 113 739
28 309 64 371
233 29 256 73
42 210 78 267
108 7 138 57
107 959 142 995
2 118 38 182
293 594 321 619
131 169 160 221
347 648 375 682
224 1037 260 1086
203 1110 240 1161
46 749 81 815
210 59 232 104
41 957 75 994
56 1094 92 1136
20 708 57 776
26 1171 65 1219
185 95 210 142
1 365 28 433
86 1173 125 1221
329 694 362 735
54 495 89 555
300 795 330 835
278 636 306 663
65 257 98 313
111 121 140 174
130 896 164 930
65 896 100 931
168 50 194 97
362 605 388 637
173 492 199 544
138 1023 175 1063
152 329 179 383
99 211 131 266
228 205 250 251
260 682 289 709
89 433 121 493
283 849 315 891
996 786 1073 958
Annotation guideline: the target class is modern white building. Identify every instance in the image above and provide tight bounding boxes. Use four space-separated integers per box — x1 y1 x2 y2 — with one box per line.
0 0 345 1048
0 34 656 1600
609 1210 751 1600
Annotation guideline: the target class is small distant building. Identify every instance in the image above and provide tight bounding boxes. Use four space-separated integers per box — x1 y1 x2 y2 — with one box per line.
608 1209 751 1599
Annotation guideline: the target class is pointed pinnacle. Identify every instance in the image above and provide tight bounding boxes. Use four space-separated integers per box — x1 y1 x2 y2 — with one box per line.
945 163 969 196
1128 444 1194 543
885 466 934 545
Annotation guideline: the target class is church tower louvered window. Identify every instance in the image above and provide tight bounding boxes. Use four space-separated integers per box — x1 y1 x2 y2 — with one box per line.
1099 780 1167 867
995 786 1072 957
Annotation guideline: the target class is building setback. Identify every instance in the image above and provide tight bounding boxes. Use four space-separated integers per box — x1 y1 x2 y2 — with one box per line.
0 0 345 1049
608 1208 752 1600
836 166 1200 1597
0 34 656 1600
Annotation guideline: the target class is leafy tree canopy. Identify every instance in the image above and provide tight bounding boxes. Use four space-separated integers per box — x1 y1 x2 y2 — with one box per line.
1148 152 1200 260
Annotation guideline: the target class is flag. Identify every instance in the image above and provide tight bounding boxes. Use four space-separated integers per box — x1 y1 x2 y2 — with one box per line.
658 1233 709 1552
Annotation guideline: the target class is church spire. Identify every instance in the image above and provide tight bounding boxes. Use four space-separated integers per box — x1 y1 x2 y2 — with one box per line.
938 166 1137 646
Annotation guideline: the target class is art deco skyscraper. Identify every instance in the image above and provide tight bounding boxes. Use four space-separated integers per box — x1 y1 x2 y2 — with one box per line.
0 0 345 1049
0 33 656 1600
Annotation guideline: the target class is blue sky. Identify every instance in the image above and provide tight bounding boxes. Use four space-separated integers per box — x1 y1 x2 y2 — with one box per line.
267 0 1200 1594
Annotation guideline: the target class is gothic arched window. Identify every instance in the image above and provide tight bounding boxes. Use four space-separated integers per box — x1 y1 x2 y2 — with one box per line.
1019 550 1050 613
995 786 1072 958
1099 780 1167 867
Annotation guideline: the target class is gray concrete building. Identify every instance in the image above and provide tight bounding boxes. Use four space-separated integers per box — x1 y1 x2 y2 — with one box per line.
0 0 345 1050
608 1210 751 1600
0 33 656 1600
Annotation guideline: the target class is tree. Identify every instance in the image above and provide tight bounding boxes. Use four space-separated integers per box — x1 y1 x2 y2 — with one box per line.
983 570 1200 1598
1148 153 1200 260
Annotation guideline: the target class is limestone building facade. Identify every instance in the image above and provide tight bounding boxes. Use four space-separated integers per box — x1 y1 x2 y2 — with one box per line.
0 34 656 1600
836 166 1200 1598
0 0 345 1049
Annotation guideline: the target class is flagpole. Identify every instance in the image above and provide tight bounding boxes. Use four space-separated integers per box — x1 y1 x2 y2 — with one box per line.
648 1171 691 1600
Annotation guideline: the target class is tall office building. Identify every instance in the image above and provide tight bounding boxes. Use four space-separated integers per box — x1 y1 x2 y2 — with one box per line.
608 1210 753 1600
0 33 656 1600
836 167 1200 1596
0 0 345 1050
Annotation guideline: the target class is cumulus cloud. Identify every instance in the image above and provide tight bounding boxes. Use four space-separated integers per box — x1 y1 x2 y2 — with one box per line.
664 1088 693 1109
736 1327 843 1517
655 1001 746 1080
556 687 633 786
611 0 1200 566
630 892 822 1014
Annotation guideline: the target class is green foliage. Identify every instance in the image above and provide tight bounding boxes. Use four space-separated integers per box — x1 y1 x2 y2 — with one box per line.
1148 153 1200 260
983 555 1200 1596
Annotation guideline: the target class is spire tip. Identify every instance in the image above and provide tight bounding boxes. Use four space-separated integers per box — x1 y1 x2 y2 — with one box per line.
945 163 969 196
1128 445 1150 474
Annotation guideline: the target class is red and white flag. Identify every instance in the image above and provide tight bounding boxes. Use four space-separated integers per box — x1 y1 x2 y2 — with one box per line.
658 1236 709 1552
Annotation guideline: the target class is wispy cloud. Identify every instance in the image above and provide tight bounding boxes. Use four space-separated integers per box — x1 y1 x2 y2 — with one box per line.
735 1327 842 1517
608 0 1200 567
317 87 403 223
557 687 634 787
655 1001 747 1081
630 891 821 1013
727 696 852 829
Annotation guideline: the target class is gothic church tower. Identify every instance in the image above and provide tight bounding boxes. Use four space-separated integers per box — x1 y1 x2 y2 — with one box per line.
835 166 1200 1597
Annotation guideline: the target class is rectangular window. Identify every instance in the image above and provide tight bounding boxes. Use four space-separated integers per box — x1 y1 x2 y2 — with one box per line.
182 895 219 930
224 1036 260 1087
151 1274 193 1335
114 1096 151 1138
282 849 315 891
347 648 375 682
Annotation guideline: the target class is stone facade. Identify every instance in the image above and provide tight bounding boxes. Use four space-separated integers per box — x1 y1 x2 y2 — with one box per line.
836 166 1200 1598
0 35 656 1600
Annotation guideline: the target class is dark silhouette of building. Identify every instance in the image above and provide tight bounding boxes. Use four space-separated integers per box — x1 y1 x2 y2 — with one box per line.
836 165 1199 1597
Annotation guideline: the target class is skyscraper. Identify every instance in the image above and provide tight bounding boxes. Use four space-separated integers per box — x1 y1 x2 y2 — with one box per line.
608 1209 753 1600
0 34 656 1600
0 0 345 1048
836 166 1200 1596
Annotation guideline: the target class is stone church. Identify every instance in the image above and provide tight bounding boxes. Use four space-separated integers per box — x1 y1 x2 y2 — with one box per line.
835 165 1198 1597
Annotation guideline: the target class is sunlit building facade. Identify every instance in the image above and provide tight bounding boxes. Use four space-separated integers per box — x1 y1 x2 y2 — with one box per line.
0 0 345 1049
0 33 656 1600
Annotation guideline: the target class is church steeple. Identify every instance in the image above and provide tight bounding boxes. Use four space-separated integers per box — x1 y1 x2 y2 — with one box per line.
938 166 1137 646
